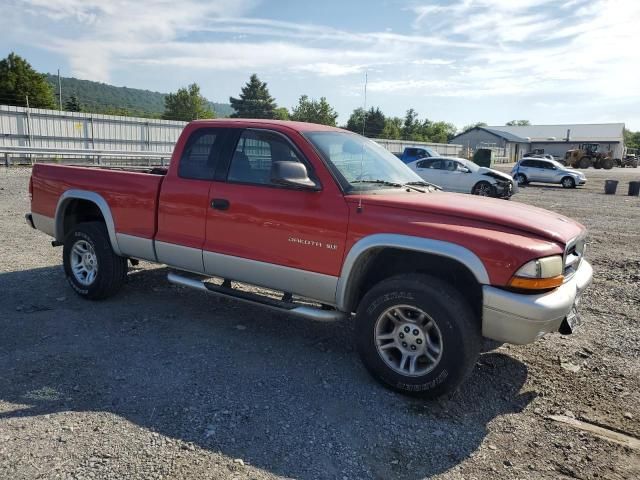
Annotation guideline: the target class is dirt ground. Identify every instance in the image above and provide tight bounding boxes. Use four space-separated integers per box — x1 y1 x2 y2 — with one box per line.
1 165 639 480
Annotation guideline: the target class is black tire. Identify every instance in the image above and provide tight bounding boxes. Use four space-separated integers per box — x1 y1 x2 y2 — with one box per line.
578 157 591 169
561 176 576 189
63 222 127 300
514 173 527 185
472 181 495 197
593 163 602 169
602 158 614 170
355 274 481 398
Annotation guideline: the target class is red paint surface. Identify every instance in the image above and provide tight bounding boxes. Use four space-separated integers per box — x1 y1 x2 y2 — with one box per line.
30 119 587 286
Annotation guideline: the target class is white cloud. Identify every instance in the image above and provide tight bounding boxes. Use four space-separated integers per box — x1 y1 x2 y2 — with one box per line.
397 0 640 102
3 0 640 128
6 0 479 82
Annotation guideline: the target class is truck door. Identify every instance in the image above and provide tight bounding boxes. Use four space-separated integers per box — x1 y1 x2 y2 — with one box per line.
155 127 235 273
202 128 349 305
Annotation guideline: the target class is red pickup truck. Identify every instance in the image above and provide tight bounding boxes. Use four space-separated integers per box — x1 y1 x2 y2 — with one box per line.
26 119 593 398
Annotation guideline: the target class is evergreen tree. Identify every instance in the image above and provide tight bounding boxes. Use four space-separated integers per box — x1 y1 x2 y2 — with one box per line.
346 107 385 138
506 120 530 126
290 95 338 126
402 108 422 140
0 52 56 108
229 74 277 119
64 94 82 112
162 83 214 121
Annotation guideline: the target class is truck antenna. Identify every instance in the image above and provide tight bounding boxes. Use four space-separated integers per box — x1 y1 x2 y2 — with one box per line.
358 72 368 213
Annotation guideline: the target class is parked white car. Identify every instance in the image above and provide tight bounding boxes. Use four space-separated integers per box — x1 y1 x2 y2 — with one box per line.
406 157 517 198
511 158 586 188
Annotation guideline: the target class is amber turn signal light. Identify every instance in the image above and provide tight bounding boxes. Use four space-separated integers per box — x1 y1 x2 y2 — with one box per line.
508 275 564 290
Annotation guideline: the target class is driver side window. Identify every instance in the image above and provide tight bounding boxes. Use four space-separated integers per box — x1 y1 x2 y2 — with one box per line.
228 130 303 185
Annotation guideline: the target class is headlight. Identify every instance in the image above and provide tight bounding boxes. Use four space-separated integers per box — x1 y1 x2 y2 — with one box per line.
508 255 564 290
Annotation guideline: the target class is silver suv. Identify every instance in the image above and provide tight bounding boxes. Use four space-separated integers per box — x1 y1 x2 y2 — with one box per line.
511 158 586 189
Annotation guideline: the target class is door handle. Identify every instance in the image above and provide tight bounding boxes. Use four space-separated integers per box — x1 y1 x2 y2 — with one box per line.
211 198 230 210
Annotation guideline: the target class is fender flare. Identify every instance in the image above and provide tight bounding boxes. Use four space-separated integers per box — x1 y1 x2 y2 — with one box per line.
335 234 490 312
54 190 122 256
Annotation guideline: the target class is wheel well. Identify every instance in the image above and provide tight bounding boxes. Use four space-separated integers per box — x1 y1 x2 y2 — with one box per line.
346 248 483 319
61 199 105 239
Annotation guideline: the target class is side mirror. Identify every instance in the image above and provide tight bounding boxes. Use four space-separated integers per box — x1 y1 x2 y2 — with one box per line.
271 161 319 190
461 167 471 173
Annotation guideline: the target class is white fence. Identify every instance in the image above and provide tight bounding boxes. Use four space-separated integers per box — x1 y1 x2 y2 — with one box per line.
1 104 465 164
0 105 185 152
374 138 462 157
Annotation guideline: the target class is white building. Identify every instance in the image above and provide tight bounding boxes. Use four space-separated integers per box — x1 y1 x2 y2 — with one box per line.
451 123 625 161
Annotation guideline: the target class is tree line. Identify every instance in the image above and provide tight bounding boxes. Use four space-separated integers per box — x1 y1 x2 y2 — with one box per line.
4 52 632 145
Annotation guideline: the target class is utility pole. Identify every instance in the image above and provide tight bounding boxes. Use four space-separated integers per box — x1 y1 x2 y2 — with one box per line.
57 69 62 110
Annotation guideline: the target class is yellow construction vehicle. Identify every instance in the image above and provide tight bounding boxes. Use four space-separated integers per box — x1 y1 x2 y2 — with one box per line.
565 143 614 169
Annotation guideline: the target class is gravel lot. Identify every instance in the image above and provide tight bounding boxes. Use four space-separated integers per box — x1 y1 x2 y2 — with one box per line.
1 165 639 480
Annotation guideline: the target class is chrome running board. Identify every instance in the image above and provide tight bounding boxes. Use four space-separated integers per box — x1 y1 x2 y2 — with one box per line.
167 272 346 322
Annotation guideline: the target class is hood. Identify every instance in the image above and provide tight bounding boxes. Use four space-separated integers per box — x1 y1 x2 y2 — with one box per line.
478 167 513 182
348 191 584 245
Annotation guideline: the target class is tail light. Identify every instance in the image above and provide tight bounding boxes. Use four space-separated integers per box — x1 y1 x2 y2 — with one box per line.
28 176 33 202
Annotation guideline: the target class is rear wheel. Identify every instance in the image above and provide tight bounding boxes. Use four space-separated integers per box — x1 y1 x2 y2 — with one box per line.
561 176 576 189
472 181 495 197
355 274 481 398
514 173 527 185
63 222 128 300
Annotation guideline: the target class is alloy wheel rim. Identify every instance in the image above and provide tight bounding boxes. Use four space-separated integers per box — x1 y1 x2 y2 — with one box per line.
70 239 98 286
374 305 443 377
477 184 491 196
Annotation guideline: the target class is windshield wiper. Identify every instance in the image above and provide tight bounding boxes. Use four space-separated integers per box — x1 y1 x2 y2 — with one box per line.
404 181 441 191
351 179 404 188
350 179 437 193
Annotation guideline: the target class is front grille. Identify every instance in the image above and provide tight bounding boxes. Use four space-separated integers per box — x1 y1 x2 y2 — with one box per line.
564 236 586 279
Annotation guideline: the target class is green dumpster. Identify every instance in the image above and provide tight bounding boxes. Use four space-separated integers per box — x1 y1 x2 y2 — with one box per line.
473 148 494 168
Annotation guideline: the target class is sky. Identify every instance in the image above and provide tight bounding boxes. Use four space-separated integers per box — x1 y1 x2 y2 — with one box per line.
2 0 640 129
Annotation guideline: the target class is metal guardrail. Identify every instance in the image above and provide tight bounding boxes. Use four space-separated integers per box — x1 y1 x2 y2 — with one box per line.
1 146 172 167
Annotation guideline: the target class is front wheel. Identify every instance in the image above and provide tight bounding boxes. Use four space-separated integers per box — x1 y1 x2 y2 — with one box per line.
472 181 495 197
63 222 128 300
578 157 591 169
355 274 481 398
561 176 576 189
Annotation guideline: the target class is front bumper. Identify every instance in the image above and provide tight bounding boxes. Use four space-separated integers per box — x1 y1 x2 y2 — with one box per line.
493 180 517 198
482 260 593 344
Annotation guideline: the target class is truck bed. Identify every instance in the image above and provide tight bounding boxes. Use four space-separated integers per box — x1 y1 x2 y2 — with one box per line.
31 164 165 240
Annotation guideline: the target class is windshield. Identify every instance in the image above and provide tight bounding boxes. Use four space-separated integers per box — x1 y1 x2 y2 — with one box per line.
549 159 565 169
305 131 424 192
457 158 480 172
423 147 439 157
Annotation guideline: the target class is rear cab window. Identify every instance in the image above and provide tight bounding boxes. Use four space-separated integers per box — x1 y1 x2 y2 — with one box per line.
179 128 234 180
